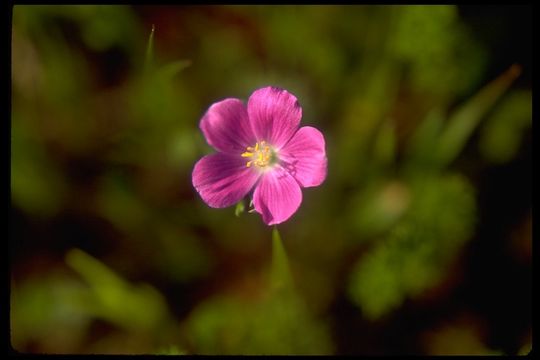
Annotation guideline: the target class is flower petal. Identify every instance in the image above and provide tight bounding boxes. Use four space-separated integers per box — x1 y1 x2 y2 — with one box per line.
192 153 259 208
279 126 327 188
247 86 302 149
200 98 256 154
252 166 302 225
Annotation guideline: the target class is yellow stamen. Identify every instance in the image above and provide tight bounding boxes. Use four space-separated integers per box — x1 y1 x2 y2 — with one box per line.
241 141 276 168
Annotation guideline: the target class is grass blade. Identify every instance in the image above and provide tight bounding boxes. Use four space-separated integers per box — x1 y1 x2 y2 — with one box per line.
435 64 521 167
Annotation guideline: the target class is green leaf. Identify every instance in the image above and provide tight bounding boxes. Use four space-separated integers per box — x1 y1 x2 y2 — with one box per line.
65 249 168 331
435 64 521 167
234 201 245 217
479 90 532 163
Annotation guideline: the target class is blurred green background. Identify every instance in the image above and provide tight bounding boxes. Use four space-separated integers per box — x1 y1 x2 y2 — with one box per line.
10 5 531 355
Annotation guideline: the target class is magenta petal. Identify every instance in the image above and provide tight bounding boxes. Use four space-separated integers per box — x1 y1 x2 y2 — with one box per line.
247 86 302 149
252 167 302 225
192 153 260 208
200 98 256 154
279 126 327 188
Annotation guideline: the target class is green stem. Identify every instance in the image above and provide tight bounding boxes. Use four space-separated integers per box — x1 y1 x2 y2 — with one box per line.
144 24 155 72
271 226 293 293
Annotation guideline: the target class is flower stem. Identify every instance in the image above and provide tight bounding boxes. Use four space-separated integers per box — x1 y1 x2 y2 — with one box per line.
271 226 293 293
144 24 155 72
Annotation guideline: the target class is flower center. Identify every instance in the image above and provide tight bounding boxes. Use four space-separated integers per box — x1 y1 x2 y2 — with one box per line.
241 141 277 168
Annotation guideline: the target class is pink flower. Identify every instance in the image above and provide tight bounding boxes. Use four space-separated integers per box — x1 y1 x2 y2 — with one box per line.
192 86 327 225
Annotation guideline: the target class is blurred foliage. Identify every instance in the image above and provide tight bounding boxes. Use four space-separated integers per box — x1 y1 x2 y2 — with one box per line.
184 229 333 354
11 249 182 353
11 112 69 217
389 5 486 98
11 271 90 353
155 345 187 355
479 90 532 164
348 174 476 319
517 331 532 355
11 4 531 355
434 64 522 168
421 316 502 355
184 291 333 355
346 59 521 320
64 248 170 331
